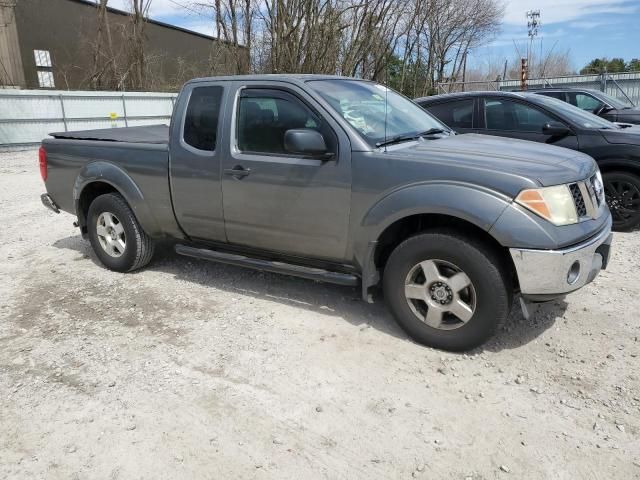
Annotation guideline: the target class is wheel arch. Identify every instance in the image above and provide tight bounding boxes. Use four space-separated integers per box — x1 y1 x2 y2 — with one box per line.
74 162 161 238
373 213 516 285
597 158 640 175
357 184 519 302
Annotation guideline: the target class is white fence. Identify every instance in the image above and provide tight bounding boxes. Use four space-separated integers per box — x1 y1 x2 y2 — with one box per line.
0 89 178 147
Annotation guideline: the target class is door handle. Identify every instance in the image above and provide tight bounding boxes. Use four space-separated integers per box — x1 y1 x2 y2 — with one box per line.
224 165 251 179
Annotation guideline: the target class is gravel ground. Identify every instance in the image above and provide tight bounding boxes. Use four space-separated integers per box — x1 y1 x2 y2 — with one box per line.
1 148 639 480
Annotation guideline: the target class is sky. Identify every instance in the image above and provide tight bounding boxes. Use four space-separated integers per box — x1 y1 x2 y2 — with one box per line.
473 0 640 72
101 0 640 73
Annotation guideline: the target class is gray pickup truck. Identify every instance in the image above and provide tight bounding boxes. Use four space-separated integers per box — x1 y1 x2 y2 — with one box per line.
40 75 613 351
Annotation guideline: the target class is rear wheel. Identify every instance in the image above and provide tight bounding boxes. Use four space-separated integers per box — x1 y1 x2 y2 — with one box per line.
603 171 640 231
383 230 512 351
87 193 155 272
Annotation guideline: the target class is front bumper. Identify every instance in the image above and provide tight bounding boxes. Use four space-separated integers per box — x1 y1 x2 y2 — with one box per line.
509 219 612 298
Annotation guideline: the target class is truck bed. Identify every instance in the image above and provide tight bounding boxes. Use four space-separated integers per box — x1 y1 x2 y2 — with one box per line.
49 124 169 144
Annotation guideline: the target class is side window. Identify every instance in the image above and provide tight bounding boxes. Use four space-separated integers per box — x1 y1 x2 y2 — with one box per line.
427 99 474 129
183 86 223 151
538 91 566 101
485 99 555 132
571 93 604 113
237 89 331 155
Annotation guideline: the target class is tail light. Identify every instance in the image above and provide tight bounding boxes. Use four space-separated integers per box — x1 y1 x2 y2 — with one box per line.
39 146 47 181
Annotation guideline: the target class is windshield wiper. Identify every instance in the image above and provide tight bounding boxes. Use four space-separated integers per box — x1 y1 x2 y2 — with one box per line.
376 128 450 148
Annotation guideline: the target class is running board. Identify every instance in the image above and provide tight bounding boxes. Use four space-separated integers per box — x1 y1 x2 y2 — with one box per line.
175 245 359 287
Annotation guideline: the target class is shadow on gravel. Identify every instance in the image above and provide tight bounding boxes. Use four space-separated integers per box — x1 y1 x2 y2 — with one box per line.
482 298 568 352
53 234 566 351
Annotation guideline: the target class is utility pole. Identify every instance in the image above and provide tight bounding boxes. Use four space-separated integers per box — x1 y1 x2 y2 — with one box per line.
461 50 468 92
521 58 527 90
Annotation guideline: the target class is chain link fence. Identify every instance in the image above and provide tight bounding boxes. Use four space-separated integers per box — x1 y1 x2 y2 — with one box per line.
436 72 640 105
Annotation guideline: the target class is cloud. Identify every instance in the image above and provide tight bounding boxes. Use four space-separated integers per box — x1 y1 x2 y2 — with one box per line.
503 0 639 25
568 19 609 28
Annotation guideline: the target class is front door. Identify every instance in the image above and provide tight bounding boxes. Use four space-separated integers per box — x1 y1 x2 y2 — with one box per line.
220 84 352 262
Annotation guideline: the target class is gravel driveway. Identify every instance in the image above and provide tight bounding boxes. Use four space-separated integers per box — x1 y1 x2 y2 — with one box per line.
1 149 638 479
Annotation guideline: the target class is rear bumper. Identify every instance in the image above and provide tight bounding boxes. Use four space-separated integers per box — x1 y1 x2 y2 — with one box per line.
509 218 612 298
41 193 60 214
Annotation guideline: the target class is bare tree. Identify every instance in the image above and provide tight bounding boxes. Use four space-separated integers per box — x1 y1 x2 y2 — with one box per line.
89 0 120 89
192 0 254 74
65 0 505 92
126 0 153 89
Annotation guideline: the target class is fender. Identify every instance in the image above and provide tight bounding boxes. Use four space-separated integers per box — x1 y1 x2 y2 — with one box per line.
360 181 512 242
354 181 513 301
73 161 163 237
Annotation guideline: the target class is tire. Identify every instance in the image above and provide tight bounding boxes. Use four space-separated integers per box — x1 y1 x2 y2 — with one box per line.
383 230 512 351
603 171 640 232
87 193 155 272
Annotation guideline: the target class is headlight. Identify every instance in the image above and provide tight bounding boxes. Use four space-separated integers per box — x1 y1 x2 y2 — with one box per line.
516 185 578 226
594 170 605 205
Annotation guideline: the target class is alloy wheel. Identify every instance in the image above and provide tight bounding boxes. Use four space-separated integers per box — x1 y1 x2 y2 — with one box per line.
604 178 640 225
404 259 476 330
96 211 126 258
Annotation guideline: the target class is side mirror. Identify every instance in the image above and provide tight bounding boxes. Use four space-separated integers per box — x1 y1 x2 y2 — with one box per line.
284 129 331 158
542 121 571 137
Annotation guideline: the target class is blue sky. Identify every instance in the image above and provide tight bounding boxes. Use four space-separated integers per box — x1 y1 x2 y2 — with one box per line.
473 0 640 72
103 0 640 73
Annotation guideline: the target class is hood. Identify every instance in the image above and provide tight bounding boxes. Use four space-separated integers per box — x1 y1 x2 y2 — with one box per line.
386 133 596 187
613 108 640 123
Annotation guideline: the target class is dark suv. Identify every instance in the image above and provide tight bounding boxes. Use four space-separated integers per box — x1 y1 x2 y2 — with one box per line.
416 91 640 230
531 88 640 125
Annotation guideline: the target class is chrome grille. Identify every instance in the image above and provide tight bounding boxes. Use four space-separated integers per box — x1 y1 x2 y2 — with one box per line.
569 183 588 217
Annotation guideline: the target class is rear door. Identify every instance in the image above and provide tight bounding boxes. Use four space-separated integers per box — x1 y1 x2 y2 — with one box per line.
219 82 352 262
479 96 579 150
423 98 476 134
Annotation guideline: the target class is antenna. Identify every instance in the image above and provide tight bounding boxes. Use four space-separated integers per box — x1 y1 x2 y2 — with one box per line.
526 10 541 75
384 63 389 152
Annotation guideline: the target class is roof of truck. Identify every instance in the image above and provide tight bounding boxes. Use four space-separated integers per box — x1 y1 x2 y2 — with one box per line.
186 74 366 85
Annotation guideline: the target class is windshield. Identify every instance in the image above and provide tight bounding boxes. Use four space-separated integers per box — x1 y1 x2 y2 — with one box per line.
593 90 634 109
308 79 447 147
529 94 617 129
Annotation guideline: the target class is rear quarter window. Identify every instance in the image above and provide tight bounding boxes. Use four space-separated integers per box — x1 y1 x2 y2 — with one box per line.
183 86 223 151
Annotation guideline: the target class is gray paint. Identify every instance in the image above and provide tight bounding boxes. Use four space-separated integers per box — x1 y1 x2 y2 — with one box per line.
41 74 611 295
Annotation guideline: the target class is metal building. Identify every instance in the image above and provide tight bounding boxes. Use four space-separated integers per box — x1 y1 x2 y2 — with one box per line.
0 0 235 91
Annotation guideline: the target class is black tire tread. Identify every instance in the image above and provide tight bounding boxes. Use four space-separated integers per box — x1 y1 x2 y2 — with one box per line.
89 193 154 272
383 228 513 350
603 170 640 232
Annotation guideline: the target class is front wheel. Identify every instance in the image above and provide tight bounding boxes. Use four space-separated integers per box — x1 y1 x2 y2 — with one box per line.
87 193 155 272
603 171 640 231
383 230 512 351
